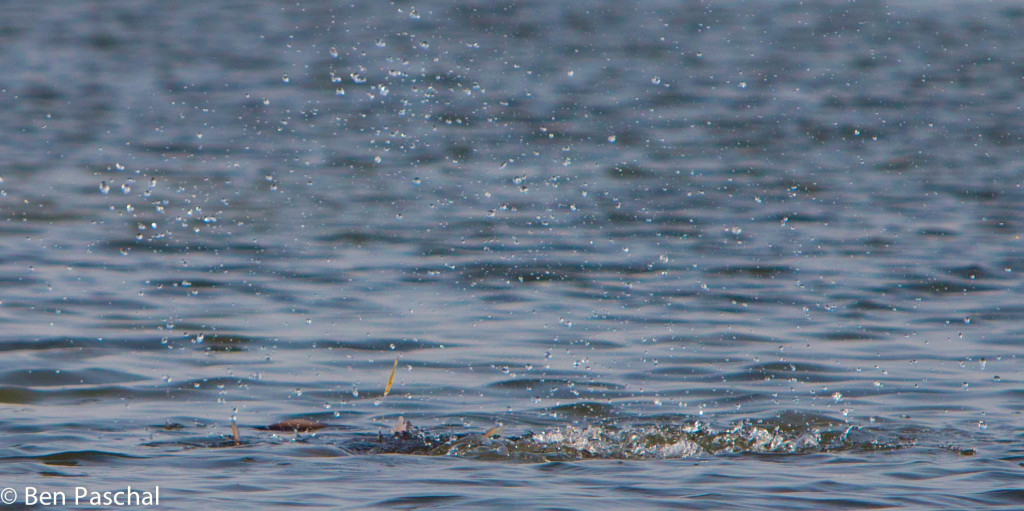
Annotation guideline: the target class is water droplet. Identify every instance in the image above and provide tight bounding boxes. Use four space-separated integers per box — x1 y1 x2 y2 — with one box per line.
282 74 290 83
412 177 421 185
651 76 661 85
375 39 386 48
963 316 971 324
350 73 366 84
607 135 616 143
99 181 110 195
567 69 575 77
409 8 420 19
329 46 339 58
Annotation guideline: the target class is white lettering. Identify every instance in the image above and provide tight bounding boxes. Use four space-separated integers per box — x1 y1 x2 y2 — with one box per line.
64 486 161 506
25 488 65 506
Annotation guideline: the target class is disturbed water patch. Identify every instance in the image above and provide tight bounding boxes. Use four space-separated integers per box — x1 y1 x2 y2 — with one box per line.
140 412 927 464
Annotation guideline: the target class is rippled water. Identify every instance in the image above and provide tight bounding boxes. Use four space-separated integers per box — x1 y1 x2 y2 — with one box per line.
1 0 1022 508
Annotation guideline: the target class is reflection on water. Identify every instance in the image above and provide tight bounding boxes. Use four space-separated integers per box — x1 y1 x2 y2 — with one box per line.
1 0 1023 508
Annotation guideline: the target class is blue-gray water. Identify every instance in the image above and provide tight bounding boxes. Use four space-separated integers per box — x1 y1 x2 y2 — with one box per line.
1 0 1022 508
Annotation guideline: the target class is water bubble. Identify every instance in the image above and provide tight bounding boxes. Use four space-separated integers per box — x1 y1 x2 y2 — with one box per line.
978 420 987 430
351 73 366 84
651 76 661 85
121 180 132 194
99 181 110 195
375 39 386 48
329 46 339 58
335 88 346 96
408 8 420 19
963 316 971 324
282 74 290 83
607 135 616 143
567 69 575 77
738 81 747 88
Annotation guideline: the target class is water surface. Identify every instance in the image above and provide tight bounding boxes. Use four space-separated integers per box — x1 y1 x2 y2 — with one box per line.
0 0 1022 509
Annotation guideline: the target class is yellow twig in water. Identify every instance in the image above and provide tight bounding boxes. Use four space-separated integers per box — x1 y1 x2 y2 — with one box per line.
383 358 398 397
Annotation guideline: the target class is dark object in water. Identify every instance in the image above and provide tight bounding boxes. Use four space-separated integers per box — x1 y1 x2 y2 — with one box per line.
262 418 328 432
